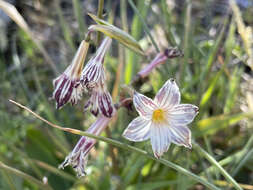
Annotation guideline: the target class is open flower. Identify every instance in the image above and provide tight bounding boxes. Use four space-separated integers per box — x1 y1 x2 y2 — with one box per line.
52 40 89 109
81 37 115 117
123 78 199 158
59 115 111 177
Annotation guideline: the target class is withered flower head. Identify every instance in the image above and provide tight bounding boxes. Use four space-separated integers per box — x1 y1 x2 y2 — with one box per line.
59 116 111 177
52 41 89 109
81 37 115 117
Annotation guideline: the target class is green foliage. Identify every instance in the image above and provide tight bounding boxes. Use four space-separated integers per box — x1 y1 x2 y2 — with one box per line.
0 0 253 190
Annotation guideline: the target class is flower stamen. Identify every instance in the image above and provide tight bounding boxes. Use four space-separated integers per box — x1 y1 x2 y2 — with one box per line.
152 109 165 123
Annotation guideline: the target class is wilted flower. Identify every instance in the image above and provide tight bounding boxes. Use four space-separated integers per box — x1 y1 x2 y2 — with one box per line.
123 78 199 158
84 83 114 117
81 37 115 117
59 115 111 177
52 40 89 109
137 48 183 79
81 37 111 88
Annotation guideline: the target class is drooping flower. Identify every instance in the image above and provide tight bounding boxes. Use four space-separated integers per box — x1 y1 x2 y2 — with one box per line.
123 78 199 158
59 115 111 177
81 37 115 117
137 48 183 79
84 83 114 117
52 40 89 109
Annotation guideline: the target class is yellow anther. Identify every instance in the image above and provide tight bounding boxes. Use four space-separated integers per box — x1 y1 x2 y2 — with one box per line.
152 109 165 123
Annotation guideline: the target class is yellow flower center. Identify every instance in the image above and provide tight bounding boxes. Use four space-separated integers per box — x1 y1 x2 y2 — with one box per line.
152 109 165 123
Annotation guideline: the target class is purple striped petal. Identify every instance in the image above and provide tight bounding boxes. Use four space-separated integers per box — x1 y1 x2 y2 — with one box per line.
133 91 157 119
150 123 171 158
169 104 199 125
169 125 192 148
59 116 111 177
123 117 151 142
154 78 180 109
52 74 83 109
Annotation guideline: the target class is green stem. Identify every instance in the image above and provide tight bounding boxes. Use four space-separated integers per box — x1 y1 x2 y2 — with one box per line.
0 161 53 190
232 149 253 177
72 0 86 39
96 0 104 46
10 99 220 190
128 0 160 53
193 142 243 190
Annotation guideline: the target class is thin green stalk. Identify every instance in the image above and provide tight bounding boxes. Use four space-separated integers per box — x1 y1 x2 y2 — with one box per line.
0 170 16 190
232 149 253 177
55 0 75 51
160 0 177 46
128 0 160 53
33 160 76 182
72 0 86 39
0 161 53 190
10 99 220 190
96 0 104 46
180 0 192 84
193 142 243 190
201 135 253 176
120 0 128 32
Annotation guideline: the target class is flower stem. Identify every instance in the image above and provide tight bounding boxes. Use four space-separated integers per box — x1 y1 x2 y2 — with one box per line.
0 161 53 190
193 142 243 190
128 0 160 53
96 0 104 46
10 99 220 190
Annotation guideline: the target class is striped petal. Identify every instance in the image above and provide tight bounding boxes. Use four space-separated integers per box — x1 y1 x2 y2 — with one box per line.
169 104 199 125
154 78 180 109
150 123 171 158
123 117 151 142
169 125 192 148
133 91 157 119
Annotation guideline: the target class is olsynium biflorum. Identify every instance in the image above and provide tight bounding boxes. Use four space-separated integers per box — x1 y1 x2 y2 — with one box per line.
59 115 112 177
123 78 199 158
81 37 115 117
52 40 89 109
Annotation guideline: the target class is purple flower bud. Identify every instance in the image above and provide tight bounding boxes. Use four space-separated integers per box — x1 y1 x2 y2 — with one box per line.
81 37 115 117
52 41 89 109
59 116 112 177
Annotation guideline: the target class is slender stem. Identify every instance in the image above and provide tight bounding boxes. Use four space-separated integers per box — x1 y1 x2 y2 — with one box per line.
96 0 104 46
9 99 220 190
193 142 243 190
231 149 253 177
72 0 86 39
0 161 53 190
128 0 160 53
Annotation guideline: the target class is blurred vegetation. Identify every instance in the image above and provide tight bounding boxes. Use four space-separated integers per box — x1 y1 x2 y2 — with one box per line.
0 0 253 189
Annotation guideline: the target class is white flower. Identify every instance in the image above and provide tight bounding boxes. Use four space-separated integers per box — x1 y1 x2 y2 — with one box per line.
81 37 115 117
59 116 111 177
123 78 199 158
52 40 89 109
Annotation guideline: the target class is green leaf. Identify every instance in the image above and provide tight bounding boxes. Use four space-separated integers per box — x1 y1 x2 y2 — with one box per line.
88 14 144 55
196 112 253 136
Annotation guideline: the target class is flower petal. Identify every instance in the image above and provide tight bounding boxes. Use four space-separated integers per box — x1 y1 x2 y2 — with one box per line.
133 91 157 119
123 117 151 142
169 104 199 125
150 123 171 158
154 78 180 109
169 125 192 148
